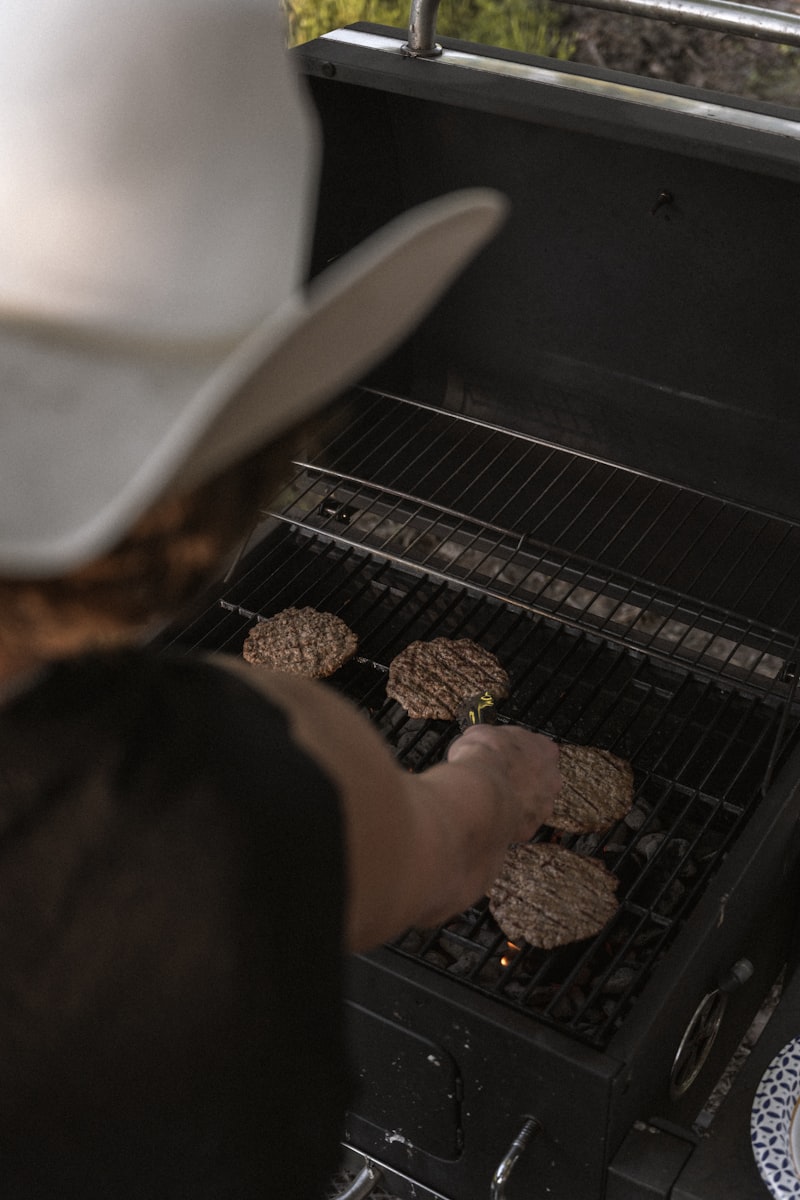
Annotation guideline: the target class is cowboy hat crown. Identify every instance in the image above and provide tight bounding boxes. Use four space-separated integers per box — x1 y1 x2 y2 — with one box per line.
0 0 507 576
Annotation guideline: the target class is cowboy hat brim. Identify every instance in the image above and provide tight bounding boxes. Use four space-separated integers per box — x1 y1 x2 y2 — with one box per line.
0 187 507 578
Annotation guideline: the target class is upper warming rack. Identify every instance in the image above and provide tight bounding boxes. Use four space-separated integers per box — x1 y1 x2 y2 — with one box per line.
267 387 800 706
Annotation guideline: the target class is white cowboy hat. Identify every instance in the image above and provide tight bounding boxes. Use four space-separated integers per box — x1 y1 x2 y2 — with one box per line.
0 0 507 578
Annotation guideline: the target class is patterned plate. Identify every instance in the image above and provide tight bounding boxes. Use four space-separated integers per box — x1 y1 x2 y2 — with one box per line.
751 1036 800 1197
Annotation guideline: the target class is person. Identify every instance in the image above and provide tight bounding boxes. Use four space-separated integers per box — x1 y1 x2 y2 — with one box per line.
0 2 562 1197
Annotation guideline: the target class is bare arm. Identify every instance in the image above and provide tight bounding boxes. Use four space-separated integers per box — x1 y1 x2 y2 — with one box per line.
217 660 560 953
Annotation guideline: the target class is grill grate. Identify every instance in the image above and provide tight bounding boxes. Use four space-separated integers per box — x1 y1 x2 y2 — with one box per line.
159 515 800 1050
272 389 800 698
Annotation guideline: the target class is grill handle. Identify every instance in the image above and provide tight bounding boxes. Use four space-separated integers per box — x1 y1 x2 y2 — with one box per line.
401 0 800 54
330 1162 384 1200
401 0 442 57
555 0 800 48
490 1117 543 1200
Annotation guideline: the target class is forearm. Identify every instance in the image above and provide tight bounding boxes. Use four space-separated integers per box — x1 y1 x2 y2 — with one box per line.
402 759 523 932
343 724 559 950
213 658 558 954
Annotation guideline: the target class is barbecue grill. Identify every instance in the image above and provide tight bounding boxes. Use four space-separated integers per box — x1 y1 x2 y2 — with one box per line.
156 6 800 1196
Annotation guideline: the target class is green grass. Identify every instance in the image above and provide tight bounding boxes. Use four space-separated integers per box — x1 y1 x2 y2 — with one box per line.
284 0 575 60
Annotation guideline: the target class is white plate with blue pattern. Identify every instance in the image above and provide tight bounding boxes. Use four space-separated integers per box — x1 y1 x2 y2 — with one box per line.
751 1036 800 1197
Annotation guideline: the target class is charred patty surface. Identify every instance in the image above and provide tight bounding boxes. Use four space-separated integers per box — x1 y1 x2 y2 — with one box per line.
552 744 635 833
242 607 357 678
489 842 619 949
386 637 510 720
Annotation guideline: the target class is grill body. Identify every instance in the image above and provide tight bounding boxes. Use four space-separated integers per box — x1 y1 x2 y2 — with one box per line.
159 399 800 1198
160 29 800 1200
299 25 800 524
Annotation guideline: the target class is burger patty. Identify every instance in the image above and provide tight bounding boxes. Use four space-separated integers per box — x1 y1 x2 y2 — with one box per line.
386 637 510 720
552 743 635 834
489 841 619 949
242 607 357 678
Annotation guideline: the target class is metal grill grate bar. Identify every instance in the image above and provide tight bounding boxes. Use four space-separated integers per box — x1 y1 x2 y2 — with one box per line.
157 524 800 1049
274 389 800 697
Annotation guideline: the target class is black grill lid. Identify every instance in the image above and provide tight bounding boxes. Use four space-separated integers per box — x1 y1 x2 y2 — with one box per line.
296 29 800 524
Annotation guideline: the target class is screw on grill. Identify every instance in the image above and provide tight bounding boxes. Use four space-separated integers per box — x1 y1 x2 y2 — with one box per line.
650 189 674 215
318 499 355 524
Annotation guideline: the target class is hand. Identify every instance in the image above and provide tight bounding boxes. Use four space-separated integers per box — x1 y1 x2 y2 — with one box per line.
446 724 560 841
229 659 562 950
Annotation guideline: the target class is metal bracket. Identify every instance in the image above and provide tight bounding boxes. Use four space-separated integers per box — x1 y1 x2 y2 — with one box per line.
330 1162 384 1200
401 0 442 57
670 959 754 1099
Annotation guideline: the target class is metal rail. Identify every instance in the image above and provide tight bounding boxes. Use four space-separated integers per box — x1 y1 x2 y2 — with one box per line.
561 0 800 45
402 0 443 56
158 512 800 1048
329 1163 384 1200
402 0 800 56
268 390 800 702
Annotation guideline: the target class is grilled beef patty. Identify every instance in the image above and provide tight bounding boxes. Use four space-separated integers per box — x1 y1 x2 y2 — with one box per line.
386 637 510 720
489 841 619 949
552 744 635 833
242 607 357 678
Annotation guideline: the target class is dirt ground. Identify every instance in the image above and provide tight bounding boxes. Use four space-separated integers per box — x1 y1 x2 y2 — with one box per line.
558 0 800 104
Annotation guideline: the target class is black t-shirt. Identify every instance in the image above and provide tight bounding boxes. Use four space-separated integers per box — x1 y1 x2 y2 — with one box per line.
0 650 349 1198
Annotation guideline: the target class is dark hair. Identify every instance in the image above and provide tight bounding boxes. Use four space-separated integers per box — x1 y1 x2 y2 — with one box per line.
0 420 314 661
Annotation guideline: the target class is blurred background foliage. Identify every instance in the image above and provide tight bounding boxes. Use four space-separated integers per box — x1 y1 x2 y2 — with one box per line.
283 0 800 104
283 0 576 60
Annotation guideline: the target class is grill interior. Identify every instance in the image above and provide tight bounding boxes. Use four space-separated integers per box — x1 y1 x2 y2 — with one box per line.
279 390 800 691
158 388 800 1053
